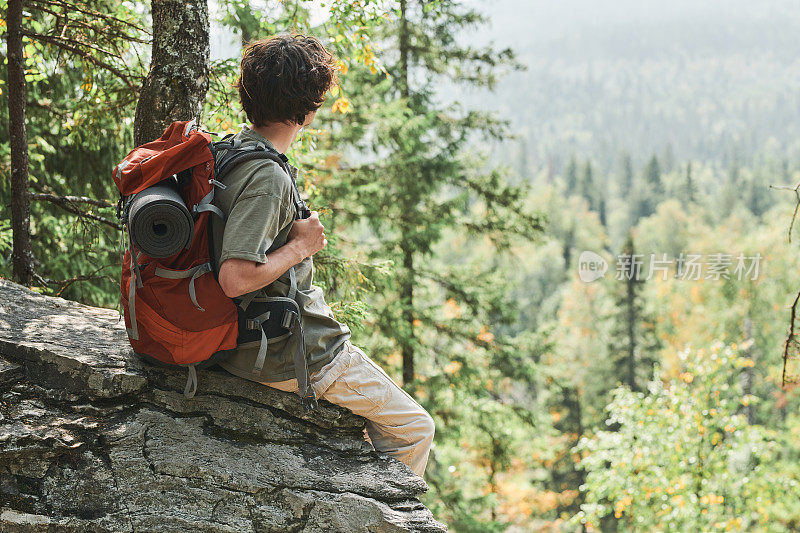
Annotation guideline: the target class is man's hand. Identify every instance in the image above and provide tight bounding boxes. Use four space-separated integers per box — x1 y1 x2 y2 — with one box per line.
287 211 327 259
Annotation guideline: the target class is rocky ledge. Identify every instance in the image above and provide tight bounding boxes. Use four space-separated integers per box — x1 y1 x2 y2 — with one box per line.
0 280 446 532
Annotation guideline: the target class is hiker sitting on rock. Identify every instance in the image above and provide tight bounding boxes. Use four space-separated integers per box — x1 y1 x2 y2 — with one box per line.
210 33 435 478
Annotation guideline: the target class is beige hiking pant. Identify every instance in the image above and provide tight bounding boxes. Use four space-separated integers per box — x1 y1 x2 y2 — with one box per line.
260 340 435 477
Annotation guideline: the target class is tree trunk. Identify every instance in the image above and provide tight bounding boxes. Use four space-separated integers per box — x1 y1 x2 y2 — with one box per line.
398 0 409 100
134 0 210 145
626 272 636 390
398 0 416 387
6 0 35 284
401 243 415 386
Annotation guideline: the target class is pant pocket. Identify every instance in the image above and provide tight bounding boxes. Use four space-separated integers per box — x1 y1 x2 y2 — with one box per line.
352 345 422 408
331 350 394 417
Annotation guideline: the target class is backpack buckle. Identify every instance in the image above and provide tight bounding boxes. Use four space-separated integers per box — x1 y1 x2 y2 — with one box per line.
281 310 298 329
245 311 270 330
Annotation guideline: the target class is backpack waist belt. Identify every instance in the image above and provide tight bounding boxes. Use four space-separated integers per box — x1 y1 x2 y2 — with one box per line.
235 265 318 410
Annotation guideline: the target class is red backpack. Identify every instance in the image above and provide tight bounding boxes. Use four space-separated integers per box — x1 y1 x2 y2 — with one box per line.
113 120 317 409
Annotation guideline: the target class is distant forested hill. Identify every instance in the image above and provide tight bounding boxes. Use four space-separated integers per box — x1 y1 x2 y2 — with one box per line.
450 0 800 176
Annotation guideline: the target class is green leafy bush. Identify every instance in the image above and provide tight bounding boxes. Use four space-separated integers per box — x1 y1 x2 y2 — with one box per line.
574 341 800 532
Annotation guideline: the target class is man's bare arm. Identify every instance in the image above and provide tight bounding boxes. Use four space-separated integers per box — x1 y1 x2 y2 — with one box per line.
218 211 327 298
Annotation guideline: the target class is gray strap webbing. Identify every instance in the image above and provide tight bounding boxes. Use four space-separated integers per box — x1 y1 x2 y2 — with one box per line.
287 313 317 410
287 266 297 301
187 265 210 310
115 159 130 180
245 311 271 374
154 263 212 311
264 267 297 301
236 265 295 312
245 311 271 330
194 203 225 219
193 190 225 220
183 118 196 138
254 329 269 374
126 251 139 340
237 291 257 312
184 364 198 398
125 225 141 340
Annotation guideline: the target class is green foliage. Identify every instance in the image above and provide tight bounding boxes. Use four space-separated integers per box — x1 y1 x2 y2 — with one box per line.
0 0 146 305
565 155 578 191
681 162 696 204
575 342 800 532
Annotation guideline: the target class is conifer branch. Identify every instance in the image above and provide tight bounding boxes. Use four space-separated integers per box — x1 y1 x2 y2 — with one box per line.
29 192 121 230
21 31 140 91
29 192 115 209
42 265 116 297
26 3 150 43
28 0 150 35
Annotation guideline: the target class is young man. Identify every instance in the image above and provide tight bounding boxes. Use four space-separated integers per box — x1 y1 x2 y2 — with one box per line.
210 34 435 478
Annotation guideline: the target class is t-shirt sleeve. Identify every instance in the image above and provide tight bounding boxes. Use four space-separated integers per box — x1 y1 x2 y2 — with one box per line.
218 159 296 265
219 192 292 265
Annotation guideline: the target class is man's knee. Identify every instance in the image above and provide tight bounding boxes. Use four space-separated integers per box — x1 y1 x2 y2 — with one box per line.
382 404 434 447
414 409 435 444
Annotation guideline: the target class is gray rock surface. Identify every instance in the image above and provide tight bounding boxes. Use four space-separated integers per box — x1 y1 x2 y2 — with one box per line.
0 280 447 532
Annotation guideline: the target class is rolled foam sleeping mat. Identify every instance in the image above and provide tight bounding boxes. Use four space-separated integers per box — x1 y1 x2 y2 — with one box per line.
127 184 194 258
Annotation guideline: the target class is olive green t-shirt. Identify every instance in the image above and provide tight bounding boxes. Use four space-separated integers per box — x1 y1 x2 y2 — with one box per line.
210 126 350 382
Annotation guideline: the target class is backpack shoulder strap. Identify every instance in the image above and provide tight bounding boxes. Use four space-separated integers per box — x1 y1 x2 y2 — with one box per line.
211 139 310 220
210 139 317 410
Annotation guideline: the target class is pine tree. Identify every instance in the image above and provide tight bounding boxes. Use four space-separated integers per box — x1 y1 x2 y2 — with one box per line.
324 0 542 387
598 194 607 227
6 0 34 284
636 155 662 218
719 157 743 217
620 152 634 195
578 159 595 210
746 168 770 217
565 154 579 190
683 161 696 203
318 0 544 525
562 223 575 271
645 154 663 196
663 142 675 173
606 233 660 391
620 153 638 227
1 0 146 299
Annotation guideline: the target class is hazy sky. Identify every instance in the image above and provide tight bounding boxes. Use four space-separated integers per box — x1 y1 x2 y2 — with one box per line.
468 0 800 45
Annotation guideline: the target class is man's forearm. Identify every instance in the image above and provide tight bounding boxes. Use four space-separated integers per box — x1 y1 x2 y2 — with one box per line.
218 243 304 298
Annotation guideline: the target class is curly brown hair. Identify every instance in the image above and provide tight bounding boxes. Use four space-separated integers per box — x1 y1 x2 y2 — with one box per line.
235 34 338 127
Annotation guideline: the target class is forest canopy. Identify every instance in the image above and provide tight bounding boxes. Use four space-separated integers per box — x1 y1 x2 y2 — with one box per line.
3 0 800 531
